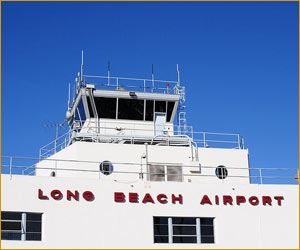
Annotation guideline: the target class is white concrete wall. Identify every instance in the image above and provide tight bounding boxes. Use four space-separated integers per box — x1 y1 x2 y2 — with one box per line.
1 175 298 249
35 142 250 184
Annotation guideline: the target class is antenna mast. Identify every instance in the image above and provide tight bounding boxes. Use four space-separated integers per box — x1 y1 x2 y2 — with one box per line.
152 64 154 92
81 50 84 84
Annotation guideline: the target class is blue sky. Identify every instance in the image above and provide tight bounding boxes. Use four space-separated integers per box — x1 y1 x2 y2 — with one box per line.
1 2 298 176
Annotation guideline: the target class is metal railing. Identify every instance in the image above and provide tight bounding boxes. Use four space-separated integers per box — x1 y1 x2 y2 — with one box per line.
38 121 244 159
1 156 298 185
82 75 179 94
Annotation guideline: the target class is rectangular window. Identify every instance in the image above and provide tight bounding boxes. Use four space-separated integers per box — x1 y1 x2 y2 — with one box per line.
153 217 214 244
118 98 144 120
149 165 182 182
145 100 154 121
167 101 175 122
94 97 117 119
1 212 42 241
155 101 166 113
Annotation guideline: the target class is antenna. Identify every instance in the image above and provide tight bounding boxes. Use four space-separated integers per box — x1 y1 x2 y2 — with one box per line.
68 82 71 110
108 60 110 86
152 64 154 92
81 50 84 83
177 64 180 87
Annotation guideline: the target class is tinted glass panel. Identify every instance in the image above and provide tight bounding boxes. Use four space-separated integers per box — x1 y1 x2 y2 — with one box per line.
173 236 197 243
154 217 168 225
26 233 42 241
95 97 116 119
1 222 21 230
86 97 94 118
145 100 154 121
1 232 21 240
26 222 42 232
154 225 168 235
155 101 166 112
77 99 86 121
1 212 22 220
118 99 144 120
201 236 214 244
172 217 196 225
154 236 168 243
173 226 196 236
167 101 175 122
200 218 214 226
27 213 42 221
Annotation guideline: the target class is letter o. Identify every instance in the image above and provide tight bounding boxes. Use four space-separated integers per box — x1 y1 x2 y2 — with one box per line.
83 191 94 201
249 196 259 206
51 190 62 200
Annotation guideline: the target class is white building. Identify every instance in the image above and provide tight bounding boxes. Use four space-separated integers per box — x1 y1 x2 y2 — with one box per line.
1 60 299 249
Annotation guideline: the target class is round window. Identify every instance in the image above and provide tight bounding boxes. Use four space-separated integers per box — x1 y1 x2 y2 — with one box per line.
215 165 228 179
100 161 114 175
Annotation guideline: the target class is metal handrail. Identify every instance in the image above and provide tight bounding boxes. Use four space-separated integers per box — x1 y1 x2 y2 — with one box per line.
38 121 244 159
1 156 298 185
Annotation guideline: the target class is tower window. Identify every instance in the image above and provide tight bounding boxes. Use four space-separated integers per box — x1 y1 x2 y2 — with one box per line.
94 97 117 119
118 98 144 120
155 101 166 113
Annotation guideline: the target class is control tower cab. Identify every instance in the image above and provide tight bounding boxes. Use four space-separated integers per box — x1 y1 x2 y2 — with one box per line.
36 59 249 184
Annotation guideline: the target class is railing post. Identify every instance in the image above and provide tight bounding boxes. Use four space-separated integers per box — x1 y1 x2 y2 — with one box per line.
9 156 13 179
259 168 263 184
203 133 206 148
238 134 240 149
144 80 146 92
117 77 119 89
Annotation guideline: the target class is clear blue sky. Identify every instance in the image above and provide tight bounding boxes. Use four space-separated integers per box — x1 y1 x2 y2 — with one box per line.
2 2 299 174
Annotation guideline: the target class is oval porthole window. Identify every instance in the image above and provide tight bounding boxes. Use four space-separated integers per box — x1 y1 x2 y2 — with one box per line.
215 165 228 179
99 161 114 175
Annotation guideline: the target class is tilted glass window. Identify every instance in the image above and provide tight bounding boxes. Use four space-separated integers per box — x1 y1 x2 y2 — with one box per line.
155 101 166 113
94 97 117 119
1 212 42 241
166 101 175 122
86 96 94 118
154 217 215 244
118 98 144 120
145 100 154 121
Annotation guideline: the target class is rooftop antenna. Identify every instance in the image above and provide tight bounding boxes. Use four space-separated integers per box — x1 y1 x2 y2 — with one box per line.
81 50 84 83
177 64 180 87
108 60 110 86
67 82 71 110
152 64 154 92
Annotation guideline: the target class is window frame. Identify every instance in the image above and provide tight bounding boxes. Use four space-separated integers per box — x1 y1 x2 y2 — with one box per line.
1 212 42 241
153 216 215 244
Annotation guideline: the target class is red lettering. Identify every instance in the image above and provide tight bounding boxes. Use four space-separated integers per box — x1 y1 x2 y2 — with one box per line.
223 195 233 205
172 194 183 204
215 195 219 205
157 194 168 204
249 196 259 206
83 191 94 201
38 189 48 200
236 196 246 205
51 190 62 200
274 196 284 206
67 190 79 201
142 193 155 203
262 196 272 206
200 195 212 205
114 192 125 202
129 193 139 203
